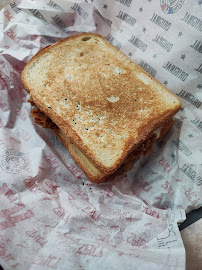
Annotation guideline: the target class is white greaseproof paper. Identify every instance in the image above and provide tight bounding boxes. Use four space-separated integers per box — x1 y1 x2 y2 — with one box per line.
0 0 202 269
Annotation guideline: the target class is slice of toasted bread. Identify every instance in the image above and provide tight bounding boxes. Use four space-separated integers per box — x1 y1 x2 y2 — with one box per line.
29 104 174 183
22 33 181 181
30 103 174 183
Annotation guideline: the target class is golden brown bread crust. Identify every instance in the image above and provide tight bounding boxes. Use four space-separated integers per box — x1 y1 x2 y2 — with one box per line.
21 33 181 177
54 130 108 183
29 103 174 183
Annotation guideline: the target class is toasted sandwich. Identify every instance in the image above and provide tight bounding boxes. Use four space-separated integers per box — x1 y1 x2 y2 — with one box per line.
21 33 181 183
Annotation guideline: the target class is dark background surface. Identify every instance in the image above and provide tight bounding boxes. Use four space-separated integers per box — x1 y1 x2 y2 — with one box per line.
179 206 202 231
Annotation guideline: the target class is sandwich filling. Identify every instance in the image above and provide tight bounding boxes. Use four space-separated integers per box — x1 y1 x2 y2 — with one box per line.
30 102 174 180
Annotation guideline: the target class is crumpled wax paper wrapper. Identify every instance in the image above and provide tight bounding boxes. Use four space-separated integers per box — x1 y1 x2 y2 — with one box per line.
0 0 202 269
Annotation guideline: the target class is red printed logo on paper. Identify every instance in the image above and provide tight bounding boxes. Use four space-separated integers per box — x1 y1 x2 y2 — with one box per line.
161 181 174 196
160 0 185 14
26 229 47 247
3 9 15 22
82 206 101 222
127 233 146 247
158 156 172 173
0 203 34 231
77 244 103 257
0 149 30 174
0 184 35 231
142 206 161 219
185 188 200 206
33 255 61 269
